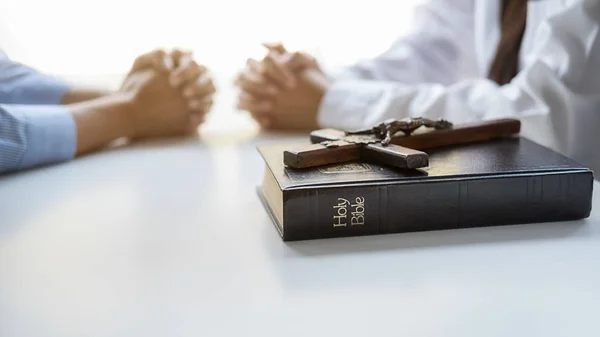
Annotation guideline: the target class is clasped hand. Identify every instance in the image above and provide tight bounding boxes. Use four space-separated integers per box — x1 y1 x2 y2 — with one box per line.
233 43 330 130
121 48 216 138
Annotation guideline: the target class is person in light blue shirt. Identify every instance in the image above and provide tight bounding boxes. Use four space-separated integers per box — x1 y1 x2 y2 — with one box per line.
0 48 216 174
0 50 77 173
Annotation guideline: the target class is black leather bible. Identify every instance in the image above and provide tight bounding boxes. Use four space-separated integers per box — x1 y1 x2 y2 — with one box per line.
257 137 594 241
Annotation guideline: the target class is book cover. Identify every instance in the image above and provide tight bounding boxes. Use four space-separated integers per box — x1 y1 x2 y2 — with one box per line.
257 137 594 241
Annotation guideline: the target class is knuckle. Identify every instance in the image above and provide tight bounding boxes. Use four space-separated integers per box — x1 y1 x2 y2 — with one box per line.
189 63 201 75
247 58 261 72
182 53 194 64
133 55 145 65
193 65 204 77
189 101 202 110
179 67 193 78
233 72 244 86
291 51 305 62
207 81 216 93
249 110 263 118
186 85 200 95
244 78 261 91
238 91 252 101
269 51 283 63
152 48 165 57
263 53 276 65
256 63 267 75
235 74 248 88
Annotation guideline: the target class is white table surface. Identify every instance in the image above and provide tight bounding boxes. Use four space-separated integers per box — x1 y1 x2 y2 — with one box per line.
1 124 599 337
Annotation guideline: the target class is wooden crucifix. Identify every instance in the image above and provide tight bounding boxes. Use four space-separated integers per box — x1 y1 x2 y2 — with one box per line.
283 118 521 169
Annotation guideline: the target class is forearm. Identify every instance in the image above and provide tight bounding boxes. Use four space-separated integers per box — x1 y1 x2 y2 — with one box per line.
317 72 549 131
68 93 135 156
0 93 135 174
61 89 113 104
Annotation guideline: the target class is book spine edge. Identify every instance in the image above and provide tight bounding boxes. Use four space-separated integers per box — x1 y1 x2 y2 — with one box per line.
282 171 594 241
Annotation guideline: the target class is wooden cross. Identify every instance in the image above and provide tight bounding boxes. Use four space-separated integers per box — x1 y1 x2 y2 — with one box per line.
283 118 521 169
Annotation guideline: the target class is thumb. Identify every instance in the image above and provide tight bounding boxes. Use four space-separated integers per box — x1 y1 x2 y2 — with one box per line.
284 52 318 72
170 48 192 68
262 42 287 54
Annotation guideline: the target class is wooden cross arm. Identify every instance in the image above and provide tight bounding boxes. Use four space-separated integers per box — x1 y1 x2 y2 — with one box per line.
363 143 429 168
286 118 520 169
310 118 521 150
284 141 361 168
283 141 428 169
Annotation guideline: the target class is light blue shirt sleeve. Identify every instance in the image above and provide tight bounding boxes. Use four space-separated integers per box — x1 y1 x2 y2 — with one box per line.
0 50 76 174
0 50 72 105
0 104 76 174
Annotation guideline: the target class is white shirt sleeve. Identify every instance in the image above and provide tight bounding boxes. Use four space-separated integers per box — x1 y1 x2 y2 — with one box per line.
333 0 476 85
317 0 600 142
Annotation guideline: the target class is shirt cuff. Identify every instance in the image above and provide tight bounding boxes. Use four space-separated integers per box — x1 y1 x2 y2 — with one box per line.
10 105 77 169
317 80 389 130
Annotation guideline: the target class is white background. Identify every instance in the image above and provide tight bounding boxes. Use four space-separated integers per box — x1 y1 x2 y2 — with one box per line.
0 0 425 129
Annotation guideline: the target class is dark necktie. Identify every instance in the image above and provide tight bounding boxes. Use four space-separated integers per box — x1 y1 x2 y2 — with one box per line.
487 0 528 85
